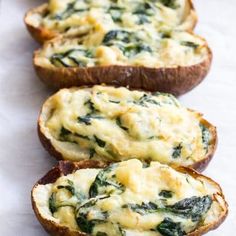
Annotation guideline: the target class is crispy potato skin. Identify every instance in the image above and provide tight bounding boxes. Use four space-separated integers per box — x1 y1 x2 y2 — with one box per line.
37 93 217 172
24 4 58 44
31 161 228 236
34 49 212 96
24 1 198 45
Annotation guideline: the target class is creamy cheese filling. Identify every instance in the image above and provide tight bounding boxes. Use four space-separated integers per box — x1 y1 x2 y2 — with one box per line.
37 30 208 68
42 86 211 164
39 0 188 35
33 159 221 236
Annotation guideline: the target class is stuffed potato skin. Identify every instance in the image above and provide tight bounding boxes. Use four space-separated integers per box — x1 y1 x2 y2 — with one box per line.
31 160 227 236
24 0 198 44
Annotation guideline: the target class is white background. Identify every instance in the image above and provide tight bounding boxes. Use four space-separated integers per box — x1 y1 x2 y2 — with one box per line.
0 0 235 235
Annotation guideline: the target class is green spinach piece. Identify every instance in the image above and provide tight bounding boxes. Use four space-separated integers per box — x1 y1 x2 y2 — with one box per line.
89 164 124 198
84 99 98 114
159 190 173 198
78 115 103 125
116 117 128 131
96 232 108 236
172 144 182 159
76 197 109 233
103 30 133 44
60 127 72 137
121 44 152 57
94 135 106 148
159 0 179 9
53 1 88 20
57 179 86 200
156 217 186 236
123 202 158 215
134 94 160 107
133 2 154 16
181 41 199 49
168 195 212 222
109 6 125 22
51 49 93 67
89 148 96 158
122 196 212 222
49 192 57 214
200 124 210 151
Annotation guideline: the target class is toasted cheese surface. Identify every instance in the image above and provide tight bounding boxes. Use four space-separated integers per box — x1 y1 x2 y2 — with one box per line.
41 86 211 165
33 159 221 235
37 30 208 68
36 0 191 36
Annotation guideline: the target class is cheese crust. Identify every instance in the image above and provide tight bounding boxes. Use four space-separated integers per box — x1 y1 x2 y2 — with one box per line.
25 0 197 43
38 86 216 168
32 160 228 236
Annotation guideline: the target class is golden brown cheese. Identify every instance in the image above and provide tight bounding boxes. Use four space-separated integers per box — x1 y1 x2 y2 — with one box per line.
33 159 221 236
41 86 211 165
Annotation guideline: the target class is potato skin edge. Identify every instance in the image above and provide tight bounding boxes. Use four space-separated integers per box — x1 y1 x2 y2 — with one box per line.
31 160 228 236
33 43 212 96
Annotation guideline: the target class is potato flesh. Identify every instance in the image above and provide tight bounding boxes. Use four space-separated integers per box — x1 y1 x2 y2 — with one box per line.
42 86 210 164
33 159 221 235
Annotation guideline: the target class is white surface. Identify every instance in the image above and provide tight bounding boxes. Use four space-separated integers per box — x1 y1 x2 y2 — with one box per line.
0 0 235 235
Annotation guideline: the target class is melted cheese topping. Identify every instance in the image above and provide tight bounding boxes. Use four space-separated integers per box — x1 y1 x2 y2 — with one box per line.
41 86 211 165
38 0 191 36
33 159 221 235
37 30 208 68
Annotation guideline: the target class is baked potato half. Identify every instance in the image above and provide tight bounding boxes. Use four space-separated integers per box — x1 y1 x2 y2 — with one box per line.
31 159 228 236
38 86 217 171
25 0 197 44
34 30 212 95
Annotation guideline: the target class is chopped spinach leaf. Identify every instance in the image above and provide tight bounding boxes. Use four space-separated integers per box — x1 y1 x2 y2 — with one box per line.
76 214 97 234
135 94 160 107
49 193 57 214
94 135 106 148
159 0 179 9
156 217 186 236
103 30 133 44
181 41 199 49
75 133 90 140
57 179 86 200
109 6 125 22
78 115 104 125
76 197 109 233
116 117 128 131
78 116 92 125
172 144 182 159
96 232 108 236
168 195 212 222
159 190 173 198
133 2 154 16
121 43 152 57
53 1 88 20
109 100 120 104
89 164 124 198
200 124 210 151
84 99 98 114
136 14 150 24
123 202 158 215
60 127 72 138
122 196 212 222
89 148 96 158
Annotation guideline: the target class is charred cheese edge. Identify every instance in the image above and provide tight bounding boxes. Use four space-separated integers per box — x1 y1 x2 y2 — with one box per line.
35 30 208 68
33 159 225 236
39 86 212 165
27 0 195 38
